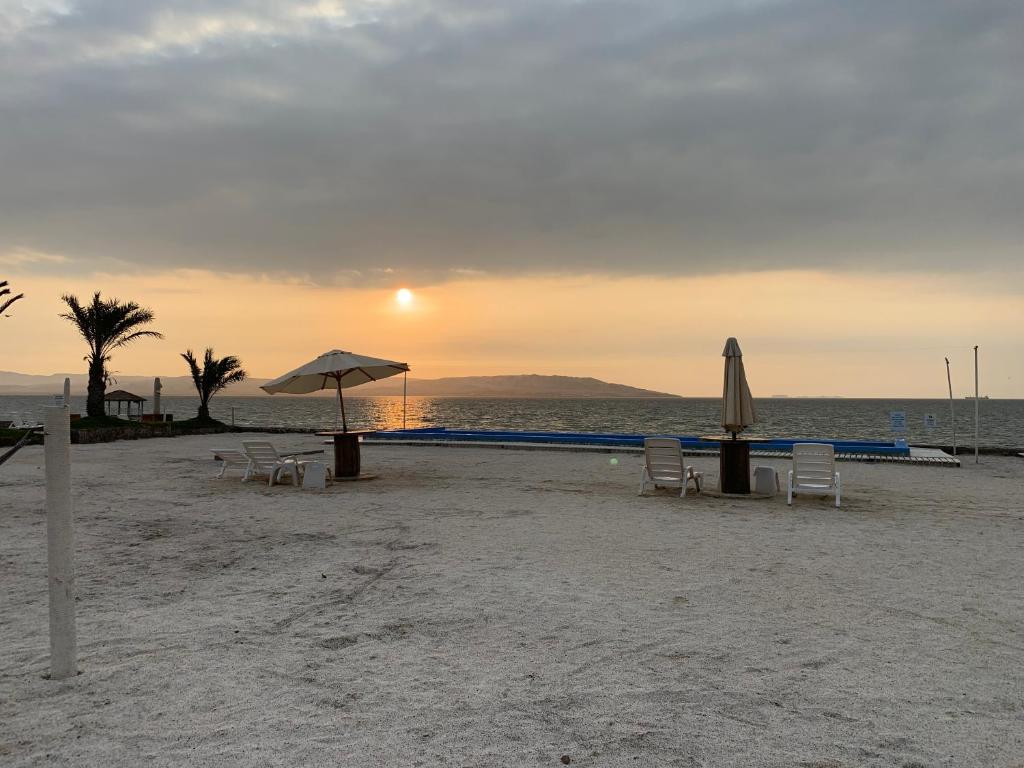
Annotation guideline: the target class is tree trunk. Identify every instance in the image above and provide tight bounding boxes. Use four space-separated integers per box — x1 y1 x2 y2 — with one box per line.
198 401 210 421
86 359 106 418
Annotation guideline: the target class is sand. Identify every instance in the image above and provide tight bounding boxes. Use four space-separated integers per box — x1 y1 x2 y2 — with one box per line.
1 434 1022 767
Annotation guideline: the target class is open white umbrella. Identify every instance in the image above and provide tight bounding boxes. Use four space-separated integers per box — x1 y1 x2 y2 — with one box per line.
721 337 756 438
261 349 410 432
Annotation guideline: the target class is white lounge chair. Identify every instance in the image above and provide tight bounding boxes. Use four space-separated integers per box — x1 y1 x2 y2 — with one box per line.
210 448 250 478
787 443 841 508
639 437 703 498
241 441 306 486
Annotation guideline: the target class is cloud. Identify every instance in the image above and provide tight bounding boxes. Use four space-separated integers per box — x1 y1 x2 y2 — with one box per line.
0 246 70 267
1 0 1022 284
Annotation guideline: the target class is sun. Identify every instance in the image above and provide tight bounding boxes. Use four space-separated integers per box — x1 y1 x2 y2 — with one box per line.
395 288 413 307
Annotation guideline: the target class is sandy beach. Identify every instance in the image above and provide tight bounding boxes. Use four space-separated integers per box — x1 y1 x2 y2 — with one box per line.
1 434 1022 767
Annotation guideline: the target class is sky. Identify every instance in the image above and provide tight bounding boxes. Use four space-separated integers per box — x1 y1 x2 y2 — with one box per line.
1 0 1022 396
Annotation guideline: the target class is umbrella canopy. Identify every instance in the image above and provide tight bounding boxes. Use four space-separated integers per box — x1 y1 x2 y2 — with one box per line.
721 337 756 438
261 350 410 431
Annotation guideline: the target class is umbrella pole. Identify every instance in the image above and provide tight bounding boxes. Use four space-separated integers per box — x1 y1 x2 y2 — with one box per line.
403 371 407 430
337 377 348 433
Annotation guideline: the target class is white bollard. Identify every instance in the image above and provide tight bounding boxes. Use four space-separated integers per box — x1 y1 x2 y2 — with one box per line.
63 377 71 405
44 406 77 679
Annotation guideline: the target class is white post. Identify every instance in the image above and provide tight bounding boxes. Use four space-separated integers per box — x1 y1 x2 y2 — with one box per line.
63 377 71 406
945 357 956 456
153 377 162 420
973 345 980 464
44 406 77 679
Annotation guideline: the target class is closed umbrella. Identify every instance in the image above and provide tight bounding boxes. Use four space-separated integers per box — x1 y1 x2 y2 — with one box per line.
721 337 756 438
261 349 410 432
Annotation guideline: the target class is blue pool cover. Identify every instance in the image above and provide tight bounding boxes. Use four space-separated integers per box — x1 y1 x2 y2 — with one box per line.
371 428 911 456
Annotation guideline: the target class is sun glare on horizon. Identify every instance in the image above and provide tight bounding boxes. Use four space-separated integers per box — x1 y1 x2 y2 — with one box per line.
396 288 413 307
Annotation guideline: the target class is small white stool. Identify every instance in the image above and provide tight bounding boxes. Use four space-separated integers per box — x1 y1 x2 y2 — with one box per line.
753 466 780 496
301 461 328 490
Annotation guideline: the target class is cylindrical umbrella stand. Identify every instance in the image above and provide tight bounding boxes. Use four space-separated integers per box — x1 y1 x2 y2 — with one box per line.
719 440 751 494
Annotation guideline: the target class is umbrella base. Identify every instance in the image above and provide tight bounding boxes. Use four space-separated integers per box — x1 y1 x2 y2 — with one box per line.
719 440 751 495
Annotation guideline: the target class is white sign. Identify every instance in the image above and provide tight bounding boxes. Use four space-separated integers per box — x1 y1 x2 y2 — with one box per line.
889 411 907 433
923 413 937 430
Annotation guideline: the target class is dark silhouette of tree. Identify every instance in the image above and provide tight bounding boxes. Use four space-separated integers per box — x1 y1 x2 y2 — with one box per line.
60 293 163 418
181 348 247 421
1 280 24 318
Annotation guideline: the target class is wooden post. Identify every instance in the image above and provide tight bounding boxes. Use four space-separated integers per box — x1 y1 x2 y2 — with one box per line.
44 406 77 679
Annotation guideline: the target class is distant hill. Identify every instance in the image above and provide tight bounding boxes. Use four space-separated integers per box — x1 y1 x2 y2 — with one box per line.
358 375 680 398
0 371 680 399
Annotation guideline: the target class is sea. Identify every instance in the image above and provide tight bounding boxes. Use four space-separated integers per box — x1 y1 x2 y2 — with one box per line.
2 395 1022 450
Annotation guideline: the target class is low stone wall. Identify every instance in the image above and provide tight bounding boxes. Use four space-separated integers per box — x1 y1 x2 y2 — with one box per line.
71 425 234 444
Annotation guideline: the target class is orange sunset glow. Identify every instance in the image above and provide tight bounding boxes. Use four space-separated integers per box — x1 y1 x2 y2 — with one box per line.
3 267 1019 397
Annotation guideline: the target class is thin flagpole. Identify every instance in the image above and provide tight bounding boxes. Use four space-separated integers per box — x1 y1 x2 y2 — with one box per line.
945 357 956 456
973 345 979 464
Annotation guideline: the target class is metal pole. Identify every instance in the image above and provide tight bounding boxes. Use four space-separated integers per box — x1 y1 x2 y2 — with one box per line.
231 407 235 427
973 345 979 464
403 371 407 430
337 377 348 433
44 406 77 679
945 357 956 456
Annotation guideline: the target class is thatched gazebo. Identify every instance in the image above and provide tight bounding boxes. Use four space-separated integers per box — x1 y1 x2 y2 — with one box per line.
104 389 146 420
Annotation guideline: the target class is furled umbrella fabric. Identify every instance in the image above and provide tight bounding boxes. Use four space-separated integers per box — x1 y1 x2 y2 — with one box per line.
261 350 410 432
721 337 756 438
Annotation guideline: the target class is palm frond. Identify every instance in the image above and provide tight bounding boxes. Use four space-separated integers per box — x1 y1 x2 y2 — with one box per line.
60 291 161 365
182 347 247 406
109 329 165 351
0 280 24 316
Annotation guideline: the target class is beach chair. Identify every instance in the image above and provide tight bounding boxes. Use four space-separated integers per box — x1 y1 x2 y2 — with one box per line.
787 443 841 508
638 437 703 498
210 448 250 478
241 441 334 486
241 441 306 486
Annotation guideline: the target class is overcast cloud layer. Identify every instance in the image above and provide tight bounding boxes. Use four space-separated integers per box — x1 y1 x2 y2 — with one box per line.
2 0 1022 283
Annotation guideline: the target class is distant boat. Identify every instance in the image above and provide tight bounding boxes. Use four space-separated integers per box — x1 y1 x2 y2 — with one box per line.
964 395 990 400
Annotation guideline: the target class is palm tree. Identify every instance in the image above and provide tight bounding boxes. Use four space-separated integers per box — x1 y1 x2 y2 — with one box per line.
60 293 163 418
181 348 247 421
1 280 24 318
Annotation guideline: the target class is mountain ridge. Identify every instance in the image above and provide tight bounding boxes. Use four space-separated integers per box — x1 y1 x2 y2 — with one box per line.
0 371 680 399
